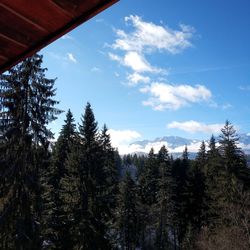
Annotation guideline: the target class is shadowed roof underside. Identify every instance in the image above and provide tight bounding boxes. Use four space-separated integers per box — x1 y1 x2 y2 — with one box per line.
0 0 118 73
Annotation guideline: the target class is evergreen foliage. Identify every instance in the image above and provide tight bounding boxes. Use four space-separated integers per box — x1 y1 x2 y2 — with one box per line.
115 172 139 250
0 54 61 249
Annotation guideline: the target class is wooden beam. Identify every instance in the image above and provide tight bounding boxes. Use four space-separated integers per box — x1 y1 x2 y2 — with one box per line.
0 0 119 73
0 34 27 49
0 3 48 33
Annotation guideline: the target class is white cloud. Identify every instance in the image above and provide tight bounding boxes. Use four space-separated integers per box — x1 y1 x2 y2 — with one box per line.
167 120 224 134
112 15 194 54
91 67 101 72
108 15 194 85
171 141 202 153
95 18 104 23
124 51 160 72
141 83 212 111
239 85 250 91
108 52 122 63
127 72 150 86
222 103 232 110
61 34 73 40
67 53 77 63
108 129 141 154
109 51 161 73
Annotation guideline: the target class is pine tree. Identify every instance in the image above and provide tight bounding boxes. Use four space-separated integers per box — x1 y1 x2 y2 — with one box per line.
219 120 250 190
115 172 139 250
42 110 76 249
0 54 61 249
140 148 159 205
99 125 119 221
172 146 190 247
138 148 160 247
205 135 226 226
189 141 207 230
155 145 176 250
61 103 112 249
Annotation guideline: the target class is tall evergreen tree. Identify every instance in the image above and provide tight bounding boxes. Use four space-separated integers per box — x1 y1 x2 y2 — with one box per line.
0 54 61 249
219 120 250 190
140 148 159 205
155 146 176 250
205 135 226 226
115 172 139 250
99 124 119 220
42 110 76 249
172 146 190 248
62 103 112 249
189 142 207 232
136 148 158 248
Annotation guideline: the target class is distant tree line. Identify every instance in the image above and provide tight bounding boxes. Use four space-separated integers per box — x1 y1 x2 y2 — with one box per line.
0 55 250 249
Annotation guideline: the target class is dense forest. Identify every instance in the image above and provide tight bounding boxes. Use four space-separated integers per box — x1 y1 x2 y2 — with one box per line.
0 55 250 250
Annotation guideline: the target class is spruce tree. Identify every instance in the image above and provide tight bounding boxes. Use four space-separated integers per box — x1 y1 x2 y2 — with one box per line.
99 124 119 221
0 54 61 249
172 146 190 247
155 145 176 250
189 141 207 230
205 135 226 226
63 103 112 249
140 148 159 205
115 171 139 250
219 120 250 190
42 110 76 249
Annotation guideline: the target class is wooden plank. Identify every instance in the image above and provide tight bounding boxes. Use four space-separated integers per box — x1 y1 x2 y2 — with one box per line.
1 0 71 33
0 0 119 73
0 37 24 59
0 34 27 49
52 0 104 17
0 56 7 66
0 5 49 46
0 3 47 33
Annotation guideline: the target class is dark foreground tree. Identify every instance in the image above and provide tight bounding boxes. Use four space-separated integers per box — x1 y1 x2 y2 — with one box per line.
155 146 176 250
0 54 61 249
42 110 77 249
115 172 139 250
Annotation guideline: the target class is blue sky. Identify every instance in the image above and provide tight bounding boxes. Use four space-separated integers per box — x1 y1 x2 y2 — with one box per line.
41 0 250 153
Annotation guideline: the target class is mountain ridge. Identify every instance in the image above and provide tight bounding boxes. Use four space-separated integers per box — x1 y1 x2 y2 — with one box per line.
129 133 250 155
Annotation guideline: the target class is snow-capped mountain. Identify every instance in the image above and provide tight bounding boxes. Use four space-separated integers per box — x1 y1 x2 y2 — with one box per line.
129 133 250 156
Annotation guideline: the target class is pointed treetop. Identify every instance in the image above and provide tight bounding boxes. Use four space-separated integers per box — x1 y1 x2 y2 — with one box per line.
79 102 98 144
100 124 112 150
60 109 76 138
158 145 169 163
182 145 189 160
219 120 239 143
209 135 216 150
148 148 155 157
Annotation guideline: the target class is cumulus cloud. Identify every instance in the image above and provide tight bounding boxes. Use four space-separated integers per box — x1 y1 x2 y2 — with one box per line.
167 120 224 134
91 67 101 72
140 83 212 111
109 51 161 73
112 15 194 54
108 129 141 154
127 72 150 86
239 85 250 91
108 52 122 62
106 15 220 113
109 15 194 78
61 34 74 40
124 51 160 72
171 141 203 153
222 103 232 110
67 53 77 63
